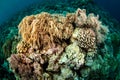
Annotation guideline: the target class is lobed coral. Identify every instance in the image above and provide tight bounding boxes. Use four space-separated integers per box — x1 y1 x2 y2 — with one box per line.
8 8 109 80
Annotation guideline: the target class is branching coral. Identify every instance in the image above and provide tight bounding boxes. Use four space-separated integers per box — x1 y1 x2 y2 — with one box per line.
17 41 30 54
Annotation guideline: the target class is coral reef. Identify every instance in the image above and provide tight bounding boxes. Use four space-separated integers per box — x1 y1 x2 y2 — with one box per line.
8 53 44 80
0 0 120 79
7 8 111 80
59 43 85 70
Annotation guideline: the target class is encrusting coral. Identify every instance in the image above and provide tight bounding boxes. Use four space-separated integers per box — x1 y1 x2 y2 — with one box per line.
8 8 109 80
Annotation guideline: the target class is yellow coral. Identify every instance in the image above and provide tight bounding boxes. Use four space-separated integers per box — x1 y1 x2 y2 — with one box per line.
17 41 30 54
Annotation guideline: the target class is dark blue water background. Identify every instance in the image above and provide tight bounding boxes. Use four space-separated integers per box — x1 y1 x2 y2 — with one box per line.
94 0 120 22
0 0 42 25
0 0 120 25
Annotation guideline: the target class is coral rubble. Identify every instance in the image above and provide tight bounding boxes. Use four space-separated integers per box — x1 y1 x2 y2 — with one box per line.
8 8 110 80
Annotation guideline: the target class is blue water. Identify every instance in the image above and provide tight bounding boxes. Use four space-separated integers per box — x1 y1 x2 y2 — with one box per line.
94 0 120 22
0 0 42 25
0 0 120 25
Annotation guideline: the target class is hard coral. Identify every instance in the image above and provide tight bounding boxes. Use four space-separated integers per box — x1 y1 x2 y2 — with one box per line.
71 28 96 51
47 46 64 71
75 8 87 27
72 8 109 51
59 43 85 70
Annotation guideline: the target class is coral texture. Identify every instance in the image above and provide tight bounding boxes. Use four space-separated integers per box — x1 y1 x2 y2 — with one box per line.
59 43 85 70
18 12 74 52
72 8 109 52
8 8 109 80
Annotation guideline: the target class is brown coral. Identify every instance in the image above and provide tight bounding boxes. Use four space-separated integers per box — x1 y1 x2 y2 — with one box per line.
8 53 46 80
18 12 74 52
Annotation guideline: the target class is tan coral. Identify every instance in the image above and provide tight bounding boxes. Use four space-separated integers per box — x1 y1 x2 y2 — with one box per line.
18 12 74 52
17 41 30 54
75 8 87 27
71 28 96 51
18 15 35 42
46 45 64 72
86 13 101 29
73 8 109 51
97 25 109 43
